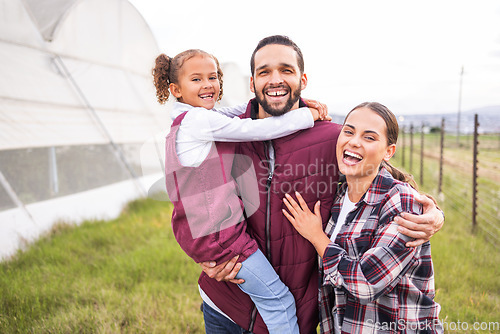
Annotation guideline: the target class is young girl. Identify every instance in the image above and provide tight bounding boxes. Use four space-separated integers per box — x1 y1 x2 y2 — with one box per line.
283 102 442 333
153 49 328 333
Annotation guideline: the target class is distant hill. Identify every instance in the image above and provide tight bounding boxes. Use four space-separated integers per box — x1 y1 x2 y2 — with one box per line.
330 105 500 134
463 105 500 115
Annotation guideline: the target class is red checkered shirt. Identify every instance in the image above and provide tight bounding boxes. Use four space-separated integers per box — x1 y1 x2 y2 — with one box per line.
319 168 443 333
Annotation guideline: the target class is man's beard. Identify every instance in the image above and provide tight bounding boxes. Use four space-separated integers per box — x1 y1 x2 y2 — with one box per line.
253 83 302 116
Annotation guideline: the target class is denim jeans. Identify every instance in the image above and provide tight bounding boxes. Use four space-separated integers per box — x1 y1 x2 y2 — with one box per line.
236 249 299 333
203 301 252 334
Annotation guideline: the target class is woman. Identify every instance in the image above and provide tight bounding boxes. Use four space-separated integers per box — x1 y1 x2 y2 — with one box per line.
282 102 443 333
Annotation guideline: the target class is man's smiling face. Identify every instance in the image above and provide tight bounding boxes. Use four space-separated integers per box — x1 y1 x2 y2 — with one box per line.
250 44 307 118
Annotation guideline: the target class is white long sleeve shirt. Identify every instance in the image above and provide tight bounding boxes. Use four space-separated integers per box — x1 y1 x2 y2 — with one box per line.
170 102 314 167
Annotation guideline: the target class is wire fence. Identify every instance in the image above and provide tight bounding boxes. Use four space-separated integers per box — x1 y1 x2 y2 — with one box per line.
395 114 500 248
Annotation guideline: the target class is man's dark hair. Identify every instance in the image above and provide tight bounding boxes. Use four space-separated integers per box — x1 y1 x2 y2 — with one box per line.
250 35 305 76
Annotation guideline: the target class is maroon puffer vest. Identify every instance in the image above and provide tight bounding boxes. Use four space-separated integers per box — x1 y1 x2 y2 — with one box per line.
199 99 342 333
165 111 258 264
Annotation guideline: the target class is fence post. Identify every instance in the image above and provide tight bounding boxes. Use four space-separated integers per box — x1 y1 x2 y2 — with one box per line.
402 126 406 167
439 118 445 193
410 124 414 173
472 114 479 231
420 122 424 186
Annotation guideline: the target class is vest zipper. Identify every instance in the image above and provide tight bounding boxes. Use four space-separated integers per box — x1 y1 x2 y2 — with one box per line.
264 141 274 261
249 307 258 332
265 174 273 261
249 141 274 332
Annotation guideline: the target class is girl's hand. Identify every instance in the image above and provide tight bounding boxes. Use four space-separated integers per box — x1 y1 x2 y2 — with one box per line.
309 107 321 121
303 98 332 121
282 192 324 242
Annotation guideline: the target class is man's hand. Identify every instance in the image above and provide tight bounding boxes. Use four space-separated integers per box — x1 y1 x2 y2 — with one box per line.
199 255 244 284
394 194 445 247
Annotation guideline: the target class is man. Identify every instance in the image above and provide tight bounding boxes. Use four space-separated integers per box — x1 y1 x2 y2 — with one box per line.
200 35 444 333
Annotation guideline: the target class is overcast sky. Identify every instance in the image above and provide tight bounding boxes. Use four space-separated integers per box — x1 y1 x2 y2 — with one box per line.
129 0 500 116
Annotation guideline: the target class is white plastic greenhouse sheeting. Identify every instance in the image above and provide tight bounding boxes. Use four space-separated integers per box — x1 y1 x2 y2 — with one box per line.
0 0 168 150
0 0 171 260
0 173 163 260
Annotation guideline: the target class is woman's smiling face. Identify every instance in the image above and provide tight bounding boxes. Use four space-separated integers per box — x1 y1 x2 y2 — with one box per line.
336 107 396 180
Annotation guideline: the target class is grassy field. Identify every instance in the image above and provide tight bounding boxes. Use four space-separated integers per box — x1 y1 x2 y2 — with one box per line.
0 199 204 333
394 132 500 332
1 134 499 333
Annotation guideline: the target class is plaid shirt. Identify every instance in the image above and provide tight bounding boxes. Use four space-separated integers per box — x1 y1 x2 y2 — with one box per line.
319 168 442 334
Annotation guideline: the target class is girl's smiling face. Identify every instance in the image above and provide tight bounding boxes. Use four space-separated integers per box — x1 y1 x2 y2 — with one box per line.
336 107 396 180
169 55 220 110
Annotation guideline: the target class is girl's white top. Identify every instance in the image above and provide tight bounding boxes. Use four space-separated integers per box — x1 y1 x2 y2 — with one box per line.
170 102 314 167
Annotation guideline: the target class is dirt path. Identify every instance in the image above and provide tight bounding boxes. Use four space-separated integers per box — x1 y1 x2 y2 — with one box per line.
423 151 500 183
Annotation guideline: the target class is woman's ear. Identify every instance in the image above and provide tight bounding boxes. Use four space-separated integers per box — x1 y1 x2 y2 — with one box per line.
384 144 397 162
169 83 182 99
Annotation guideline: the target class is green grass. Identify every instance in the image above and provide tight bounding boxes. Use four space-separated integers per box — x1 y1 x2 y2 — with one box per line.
2 195 498 333
0 199 204 333
394 134 500 332
426 201 500 329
